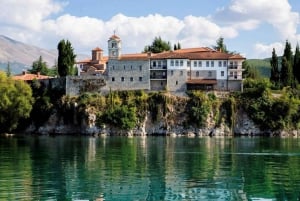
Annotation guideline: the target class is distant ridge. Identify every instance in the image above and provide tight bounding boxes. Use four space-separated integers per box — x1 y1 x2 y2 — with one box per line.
0 35 88 74
0 35 57 66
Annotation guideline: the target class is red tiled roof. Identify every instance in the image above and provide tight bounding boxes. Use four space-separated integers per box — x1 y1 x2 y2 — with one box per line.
93 47 103 51
119 53 149 61
12 73 50 81
151 48 245 60
173 47 214 53
186 79 217 85
109 34 121 40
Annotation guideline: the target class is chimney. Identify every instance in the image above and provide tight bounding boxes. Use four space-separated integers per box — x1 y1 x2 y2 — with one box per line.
22 70 26 75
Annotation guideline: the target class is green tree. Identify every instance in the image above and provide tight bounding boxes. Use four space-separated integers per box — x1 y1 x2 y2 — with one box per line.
270 48 280 86
29 56 49 75
243 61 260 79
281 40 293 87
57 39 76 77
293 43 300 84
143 36 171 53
281 57 293 87
0 71 33 133
213 37 228 53
6 62 11 77
177 42 181 50
174 44 177 50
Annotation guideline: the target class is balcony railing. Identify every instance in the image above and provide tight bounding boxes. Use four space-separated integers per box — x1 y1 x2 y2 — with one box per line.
228 65 242 69
150 75 167 80
150 65 167 70
228 75 242 80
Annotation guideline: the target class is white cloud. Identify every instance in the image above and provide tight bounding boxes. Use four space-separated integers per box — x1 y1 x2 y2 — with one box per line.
215 0 300 39
253 42 284 59
0 0 299 59
0 0 65 30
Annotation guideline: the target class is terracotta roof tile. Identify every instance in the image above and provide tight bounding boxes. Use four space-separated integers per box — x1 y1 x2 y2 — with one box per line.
119 53 149 61
93 47 103 51
12 73 50 81
151 48 245 60
109 34 121 40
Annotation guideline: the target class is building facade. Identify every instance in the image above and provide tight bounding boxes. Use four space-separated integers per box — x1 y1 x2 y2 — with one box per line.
77 35 245 94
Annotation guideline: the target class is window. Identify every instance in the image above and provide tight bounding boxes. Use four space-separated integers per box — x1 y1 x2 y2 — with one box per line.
206 61 209 67
112 51 116 56
196 71 199 77
171 60 174 66
153 61 156 67
161 81 163 86
187 71 191 77
211 61 214 67
171 70 173 76
223 61 227 67
112 42 116 48
158 61 161 67
139 77 142 81
221 71 224 76
112 77 115 82
198 61 202 67
187 61 191 67
131 65 133 70
221 82 225 88
124 65 126 70
130 77 133 82
180 60 183 66
194 61 197 67
175 60 179 66
219 61 222 67
121 77 125 82
176 81 178 85
180 71 183 76
208 71 212 77
139 65 142 71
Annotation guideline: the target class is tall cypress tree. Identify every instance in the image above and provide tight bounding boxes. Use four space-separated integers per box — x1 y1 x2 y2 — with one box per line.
293 43 300 84
270 48 280 85
280 40 293 87
57 39 76 77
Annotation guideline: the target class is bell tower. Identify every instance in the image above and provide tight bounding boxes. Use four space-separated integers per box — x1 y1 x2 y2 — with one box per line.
108 33 121 59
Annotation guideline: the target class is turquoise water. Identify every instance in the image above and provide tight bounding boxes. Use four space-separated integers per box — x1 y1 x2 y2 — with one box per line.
0 135 300 201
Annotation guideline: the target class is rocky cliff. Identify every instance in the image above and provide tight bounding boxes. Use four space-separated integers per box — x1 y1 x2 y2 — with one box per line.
24 91 300 137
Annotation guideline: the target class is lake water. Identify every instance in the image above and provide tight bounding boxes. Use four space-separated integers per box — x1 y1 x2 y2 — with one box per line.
0 135 300 201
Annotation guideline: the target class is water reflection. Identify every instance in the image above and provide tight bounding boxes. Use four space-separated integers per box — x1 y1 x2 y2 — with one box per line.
0 136 300 200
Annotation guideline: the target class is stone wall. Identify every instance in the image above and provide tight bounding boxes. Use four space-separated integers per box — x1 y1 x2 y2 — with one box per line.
65 76 107 96
107 59 150 91
167 69 187 92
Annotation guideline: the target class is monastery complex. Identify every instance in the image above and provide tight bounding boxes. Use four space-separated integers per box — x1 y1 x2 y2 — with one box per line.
76 34 245 93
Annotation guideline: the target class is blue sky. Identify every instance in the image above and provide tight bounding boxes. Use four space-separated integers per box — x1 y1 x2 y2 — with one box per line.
0 0 300 59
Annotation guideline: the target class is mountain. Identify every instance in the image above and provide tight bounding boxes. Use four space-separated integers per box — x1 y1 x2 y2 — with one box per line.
246 58 271 78
0 35 88 75
0 35 57 74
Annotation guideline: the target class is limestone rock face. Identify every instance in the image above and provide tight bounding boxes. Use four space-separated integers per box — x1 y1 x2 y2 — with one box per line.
24 100 295 136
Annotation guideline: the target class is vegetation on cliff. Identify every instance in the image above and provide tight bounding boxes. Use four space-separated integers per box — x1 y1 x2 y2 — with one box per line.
0 71 33 133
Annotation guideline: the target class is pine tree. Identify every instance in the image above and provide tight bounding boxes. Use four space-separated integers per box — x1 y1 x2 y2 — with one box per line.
142 36 171 53
6 62 11 77
29 56 49 75
177 42 181 50
270 48 280 85
213 37 228 53
281 57 293 87
293 43 300 84
57 39 76 77
280 40 293 87
174 44 177 50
